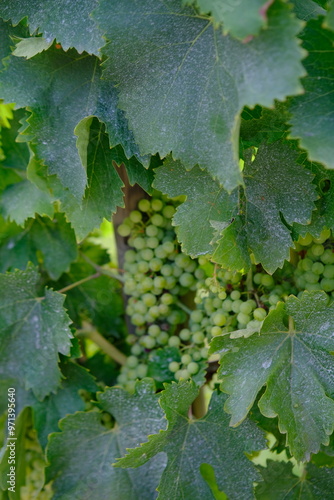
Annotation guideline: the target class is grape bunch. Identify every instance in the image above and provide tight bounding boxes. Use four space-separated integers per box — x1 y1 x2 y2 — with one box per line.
293 229 334 295
116 193 333 392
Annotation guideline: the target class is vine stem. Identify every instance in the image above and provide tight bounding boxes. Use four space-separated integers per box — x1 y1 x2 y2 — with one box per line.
57 272 101 294
176 300 192 315
77 324 127 366
80 251 125 283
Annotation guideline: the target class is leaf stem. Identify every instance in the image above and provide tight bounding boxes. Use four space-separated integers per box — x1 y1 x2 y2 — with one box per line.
57 272 101 294
80 251 125 283
288 316 295 333
176 300 192 315
77 325 127 366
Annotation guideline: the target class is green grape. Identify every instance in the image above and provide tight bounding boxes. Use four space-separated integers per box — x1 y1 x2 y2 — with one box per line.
261 274 274 287
230 290 241 300
312 262 324 275
125 249 137 263
187 362 199 375
168 336 181 347
126 355 139 368
137 260 149 273
146 224 159 237
298 233 313 246
192 331 205 344
239 301 253 315
160 293 174 305
162 205 176 218
323 265 334 279
131 344 142 356
130 210 142 223
180 328 191 341
138 198 151 212
157 332 169 345
148 324 161 337
212 312 227 326
231 299 242 314
253 308 267 321
222 299 233 312
140 248 154 261
133 237 146 250
320 278 334 292
237 312 251 325
175 253 191 268
154 276 167 289
151 198 164 211
169 361 180 373
150 257 163 272
137 364 148 378
140 335 156 349
304 271 319 284
158 304 170 315
151 213 165 227
155 245 168 259
161 264 173 276
313 228 331 244
253 273 263 285
190 310 204 323
143 293 157 307
179 272 195 287
117 223 132 237
147 236 159 249
181 353 192 365
211 326 222 336
162 241 175 254
321 249 334 265
310 243 324 257
131 313 146 326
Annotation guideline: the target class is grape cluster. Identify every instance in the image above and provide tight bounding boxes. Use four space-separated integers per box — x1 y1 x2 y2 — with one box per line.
117 195 207 391
117 194 333 392
294 229 334 294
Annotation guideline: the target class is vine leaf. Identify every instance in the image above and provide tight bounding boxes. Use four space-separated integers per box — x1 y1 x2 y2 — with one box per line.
95 0 304 191
324 0 334 31
0 179 54 225
155 142 317 273
210 291 334 461
153 155 237 256
32 360 99 449
46 379 166 500
183 0 272 39
0 0 103 55
0 265 73 400
289 19 334 169
0 46 141 199
116 380 265 500
255 460 334 499
12 36 53 59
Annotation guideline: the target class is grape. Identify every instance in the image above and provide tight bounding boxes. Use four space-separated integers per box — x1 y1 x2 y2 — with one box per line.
169 361 180 373
162 205 176 218
187 362 199 375
138 198 151 212
179 272 195 287
192 331 205 344
126 355 139 368
146 224 158 237
151 213 165 227
180 328 191 341
212 312 227 326
298 233 313 246
141 248 154 261
151 198 164 211
168 336 181 347
253 308 267 321
117 223 132 237
181 354 192 365
130 210 142 223
323 265 334 279
261 274 274 287
311 243 324 257
148 324 161 337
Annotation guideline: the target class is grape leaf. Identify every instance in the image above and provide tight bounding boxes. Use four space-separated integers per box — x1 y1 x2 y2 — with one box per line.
153 155 237 256
290 0 326 21
214 142 317 273
116 381 265 500
0 179 54 225
210 291 334 461
184 0 272 39
0 214 78 280
289 19 334 169
324 0 334 30
0 46 141 199
95 0 304 191
32 361 98 449
12 36 53 59
0 19 29 64
46 379 167 500
155 142 317 273
0 0 103 55
0 265 73 400
255 460 334 499
0 108 29 170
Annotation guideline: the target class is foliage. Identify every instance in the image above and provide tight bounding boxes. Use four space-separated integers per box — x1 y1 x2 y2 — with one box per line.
0 0 333 498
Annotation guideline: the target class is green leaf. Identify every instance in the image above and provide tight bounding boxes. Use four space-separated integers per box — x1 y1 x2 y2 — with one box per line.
95 0 304 191
324 0 334 30
155 142 317 273
116 381 265 500
290 0 326 21
184 0 271 39
0 47 141 199
289 19 334 169
13 36 53 59
153 156 237 256
46 379 166 499
29 213 78 280
255 460 334 499
0 109 30 170
0 265 73 400
211 291 334 461
32 361 98 449
214 142 317 273
0 0 103 55
0 179 54 225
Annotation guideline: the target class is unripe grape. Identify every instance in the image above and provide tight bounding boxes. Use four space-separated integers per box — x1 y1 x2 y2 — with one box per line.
168 336 181 347
179 272 195 287
181 353 192 365
117 224 131 237
230 290 241 300
180 328 191 341
162 205 176 218
211 326 222 336
213 312 227 326
130 210 142 223
126 355 139 368
157 332 169 345
323 265 334 279
151 214 165 227
146 225 158 237
137 364 148 378
261 274 274 287
253 308 267 321
192 331 205 344
311 243 324 257
239 302 253 315
169 361 180 373
298 233 313 246
187 362 199 375
148 325 161 337
313 228 331 244
151 198 164 211
138 198 151 212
